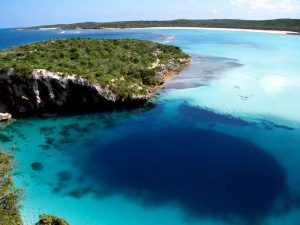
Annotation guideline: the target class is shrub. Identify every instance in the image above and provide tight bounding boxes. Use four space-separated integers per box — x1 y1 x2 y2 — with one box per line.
0 38 190 98
0 150 23 225
36 214 69 225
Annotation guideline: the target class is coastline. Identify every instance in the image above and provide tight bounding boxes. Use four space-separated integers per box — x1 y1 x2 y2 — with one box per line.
151 59 191 94
130 27 299 35
0 38 190 118
20 26 300 35
21 26 299 35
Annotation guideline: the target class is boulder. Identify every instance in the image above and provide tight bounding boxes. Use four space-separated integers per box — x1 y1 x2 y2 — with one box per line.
0 112 12 122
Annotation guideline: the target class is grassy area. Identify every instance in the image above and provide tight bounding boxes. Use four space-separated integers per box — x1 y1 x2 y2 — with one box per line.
25 19 300 33
0 38 189 98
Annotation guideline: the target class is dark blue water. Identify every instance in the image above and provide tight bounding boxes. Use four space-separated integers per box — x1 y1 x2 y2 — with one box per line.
83 126 286 220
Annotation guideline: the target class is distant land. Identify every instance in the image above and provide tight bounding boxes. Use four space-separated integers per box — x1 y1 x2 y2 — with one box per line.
23 19 300 33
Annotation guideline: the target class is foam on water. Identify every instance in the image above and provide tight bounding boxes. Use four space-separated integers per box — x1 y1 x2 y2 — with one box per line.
0 28 300 225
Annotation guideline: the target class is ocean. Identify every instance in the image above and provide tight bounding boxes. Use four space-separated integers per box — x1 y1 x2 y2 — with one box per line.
0 28 300 225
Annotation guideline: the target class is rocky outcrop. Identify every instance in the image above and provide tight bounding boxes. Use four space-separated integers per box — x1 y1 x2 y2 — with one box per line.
0 69 147 117
0 59 189 117
154 59 189 84
0 113 12 122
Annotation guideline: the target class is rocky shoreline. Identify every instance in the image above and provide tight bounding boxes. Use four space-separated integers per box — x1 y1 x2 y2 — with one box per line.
0 58 190 119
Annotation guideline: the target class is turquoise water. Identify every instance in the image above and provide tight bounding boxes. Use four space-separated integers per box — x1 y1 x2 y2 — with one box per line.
1 28 300 225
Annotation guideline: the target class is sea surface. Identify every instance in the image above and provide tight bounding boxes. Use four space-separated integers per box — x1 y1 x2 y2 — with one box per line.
1 28 300 225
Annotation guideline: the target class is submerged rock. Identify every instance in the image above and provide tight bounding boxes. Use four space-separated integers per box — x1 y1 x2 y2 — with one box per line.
0 133 12 142
31 162 43 171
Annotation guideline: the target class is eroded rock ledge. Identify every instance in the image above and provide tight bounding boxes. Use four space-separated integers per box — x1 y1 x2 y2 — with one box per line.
0 59 189 117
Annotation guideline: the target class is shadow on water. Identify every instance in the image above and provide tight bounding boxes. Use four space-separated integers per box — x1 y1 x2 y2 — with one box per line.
178 103 251 127
82 125 287 223
178 103 296 131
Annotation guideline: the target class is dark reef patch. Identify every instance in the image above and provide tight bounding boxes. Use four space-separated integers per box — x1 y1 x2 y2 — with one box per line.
45 137 55 145
31 162 43 171
63 123 80 130
52 182 67 194
260 120 296 131
0 133 12 142
82 126 286 222
59 129 71 137
38 144 51 150
59 138 74 144
17 133 27 140
52 187 61 193
40 126 56 135
67 187 93 199
58 171 72 182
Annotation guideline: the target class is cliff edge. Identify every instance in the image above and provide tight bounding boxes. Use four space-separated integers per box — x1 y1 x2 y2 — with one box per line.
0 38 190 117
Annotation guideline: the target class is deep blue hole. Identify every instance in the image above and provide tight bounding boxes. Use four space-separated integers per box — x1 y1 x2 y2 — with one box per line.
82 125 286 221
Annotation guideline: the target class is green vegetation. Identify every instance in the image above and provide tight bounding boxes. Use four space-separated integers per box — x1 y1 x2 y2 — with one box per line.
36 214 69 225
0 38 189 98
0 150 22 225
25 19 300 33
0 150 69 225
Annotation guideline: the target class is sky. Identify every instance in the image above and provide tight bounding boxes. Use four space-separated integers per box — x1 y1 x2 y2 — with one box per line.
1 0 300 28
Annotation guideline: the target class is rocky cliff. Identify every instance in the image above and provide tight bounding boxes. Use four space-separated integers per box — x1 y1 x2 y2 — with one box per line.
0 59 189 117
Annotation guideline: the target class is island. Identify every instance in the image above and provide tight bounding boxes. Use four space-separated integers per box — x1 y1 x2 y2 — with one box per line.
0 38 190 118
24 19 300 33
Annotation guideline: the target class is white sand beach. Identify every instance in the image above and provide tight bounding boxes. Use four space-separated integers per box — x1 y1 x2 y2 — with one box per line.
132 27 299 35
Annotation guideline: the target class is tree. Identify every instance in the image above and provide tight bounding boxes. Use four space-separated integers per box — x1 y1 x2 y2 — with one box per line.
35 214 69 225
1 150 69 225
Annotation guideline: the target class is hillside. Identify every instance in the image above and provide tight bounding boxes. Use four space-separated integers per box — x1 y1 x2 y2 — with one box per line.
24 19 300 33
0 38 190 116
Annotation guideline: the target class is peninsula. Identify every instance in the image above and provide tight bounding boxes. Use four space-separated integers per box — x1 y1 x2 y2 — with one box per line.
0 38 190 118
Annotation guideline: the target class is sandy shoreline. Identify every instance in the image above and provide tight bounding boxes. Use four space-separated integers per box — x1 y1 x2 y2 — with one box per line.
130 27 299 35
24 27 299 35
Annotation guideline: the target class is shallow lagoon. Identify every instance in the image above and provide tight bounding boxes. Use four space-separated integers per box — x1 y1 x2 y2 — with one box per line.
1 28 300 225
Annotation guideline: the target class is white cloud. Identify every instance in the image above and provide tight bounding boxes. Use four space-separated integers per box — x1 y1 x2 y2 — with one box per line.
230 0 300 14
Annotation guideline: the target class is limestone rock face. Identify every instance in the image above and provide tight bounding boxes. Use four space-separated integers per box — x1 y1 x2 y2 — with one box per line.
0 58 189 117
0 69 150 116
0 113 12 122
